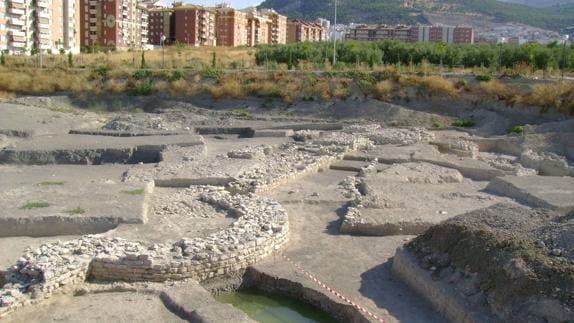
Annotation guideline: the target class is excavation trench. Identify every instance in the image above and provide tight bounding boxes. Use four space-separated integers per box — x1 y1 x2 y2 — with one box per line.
204 267 370 323
0 146 163 165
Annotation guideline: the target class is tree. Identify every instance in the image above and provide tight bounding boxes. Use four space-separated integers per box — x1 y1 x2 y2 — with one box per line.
141 50 146 69
68 52 73 68
533 49 552 71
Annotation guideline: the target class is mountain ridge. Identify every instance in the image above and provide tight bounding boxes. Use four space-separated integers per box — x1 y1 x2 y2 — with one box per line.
257 0 574 32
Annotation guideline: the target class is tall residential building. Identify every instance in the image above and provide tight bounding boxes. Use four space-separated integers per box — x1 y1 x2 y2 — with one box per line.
287 20 327 43
0 0 81 54
215 5 247 47
148 7 173 45
80 0 148 50
243 8 270 47
173 4 216 46
259 8 287 45
346 24 474 44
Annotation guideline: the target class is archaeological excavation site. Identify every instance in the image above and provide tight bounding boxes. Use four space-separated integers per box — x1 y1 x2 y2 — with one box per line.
0 93 573 323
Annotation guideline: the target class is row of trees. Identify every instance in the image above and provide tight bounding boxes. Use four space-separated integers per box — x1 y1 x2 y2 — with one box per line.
255 41 573 71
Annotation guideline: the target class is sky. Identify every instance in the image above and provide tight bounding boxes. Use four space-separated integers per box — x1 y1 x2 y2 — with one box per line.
183 0 263 9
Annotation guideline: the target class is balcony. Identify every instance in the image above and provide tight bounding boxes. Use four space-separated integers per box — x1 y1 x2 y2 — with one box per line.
9 40 26 47
37 11 50 19
39 32 51 39
38 23 50 29
9 29 26 37
37 0 49 8
89 9 97 14
9 7 25 15
89 26 97 31
8 18 25 26
9 0 25 4
11 34 27 42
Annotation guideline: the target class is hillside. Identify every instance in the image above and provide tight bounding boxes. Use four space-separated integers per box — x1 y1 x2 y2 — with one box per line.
257 0 574 32
501 0 574 7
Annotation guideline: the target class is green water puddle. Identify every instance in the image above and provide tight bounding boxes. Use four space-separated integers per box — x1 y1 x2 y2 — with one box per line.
216 289 335 323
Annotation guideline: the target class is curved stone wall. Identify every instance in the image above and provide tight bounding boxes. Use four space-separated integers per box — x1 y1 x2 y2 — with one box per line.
0 186 289 318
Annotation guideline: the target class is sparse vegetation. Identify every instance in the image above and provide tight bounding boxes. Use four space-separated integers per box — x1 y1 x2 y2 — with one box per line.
509 125 525 135
64 207 86 215
19 202 50 210
475 75 492 82
122 189 145 195
452 119 476 128
228 108 253 119
39 181 65 186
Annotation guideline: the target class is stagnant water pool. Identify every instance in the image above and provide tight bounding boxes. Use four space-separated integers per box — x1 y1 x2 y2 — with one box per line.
216 289 335 323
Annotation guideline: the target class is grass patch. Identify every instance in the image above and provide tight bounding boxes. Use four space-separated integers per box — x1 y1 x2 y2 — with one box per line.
508 125 525 135
39 181 65 186
122 188 145 195
20 201 50 210
475 75 492 82
452 119 476 128
64 207 86 215
228 108 252 119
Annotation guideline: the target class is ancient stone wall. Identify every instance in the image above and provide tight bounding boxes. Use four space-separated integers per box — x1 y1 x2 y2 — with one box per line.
0 186 288 318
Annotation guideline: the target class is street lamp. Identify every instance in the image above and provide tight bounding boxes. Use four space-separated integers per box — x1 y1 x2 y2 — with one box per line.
161 34 166 69
497 37 506 73
561 35 569 80
332 0 337 66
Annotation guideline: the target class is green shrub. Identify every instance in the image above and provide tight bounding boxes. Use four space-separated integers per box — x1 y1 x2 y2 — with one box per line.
170 69 185 81
509 125 525 135
456 79 468 89
132 69 151 80
452 119 476 128
475 75 492 82
203 67 222 80
130 80 154 96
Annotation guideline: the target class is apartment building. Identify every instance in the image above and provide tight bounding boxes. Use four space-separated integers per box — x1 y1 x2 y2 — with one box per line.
259 8 287 45
287 20 327 43
346 24 474 44
214 5 246 47
80 0 148 50
147 7 173 45
0 0 81 54
242 8 270 47
173 4 215 46
413 25 474 44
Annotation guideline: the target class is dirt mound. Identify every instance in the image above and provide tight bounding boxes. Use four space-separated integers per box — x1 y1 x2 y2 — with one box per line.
407 203 574 322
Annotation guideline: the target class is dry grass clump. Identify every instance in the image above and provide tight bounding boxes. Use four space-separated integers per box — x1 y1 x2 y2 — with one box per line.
0 69 92 93
104 79 127 93
210 78 245 99
0 91 15 100
330 78 351 100
519 83 574 114
308 80 331 100
479 80 514 100
245 80 282 98
373 80 396 101
399 75 458 97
